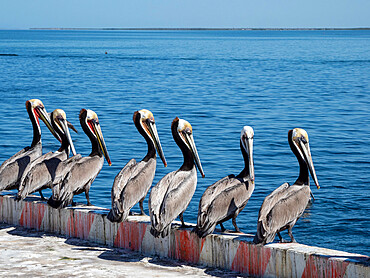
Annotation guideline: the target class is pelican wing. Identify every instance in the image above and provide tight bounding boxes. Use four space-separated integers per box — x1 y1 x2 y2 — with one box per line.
56 156 104 207
53 154 83 186
149 170 178 228
50 154 82 198
18 151 54 193
0 143 42 191
198 175 237 214
119 158 156 212
61 156 103 193
258 182 290 223
197 177 254 232
0 146 30 173
157 168 197 230
265 185 311 235
17 151 69 199
111 158 137 205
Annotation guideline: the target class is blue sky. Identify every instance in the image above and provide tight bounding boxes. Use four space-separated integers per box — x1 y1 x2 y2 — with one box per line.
1 0 369 29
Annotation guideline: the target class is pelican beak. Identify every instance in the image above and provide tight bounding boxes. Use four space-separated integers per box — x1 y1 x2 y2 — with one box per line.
147 120 167 167
67 120 78 133
299 140 320 189
241 135 254 181
184 132 205 178
91 119 112 166
58 117 77 156
37 106 61 142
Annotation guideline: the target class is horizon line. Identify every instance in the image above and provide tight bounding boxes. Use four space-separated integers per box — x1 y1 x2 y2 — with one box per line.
21 27 370 31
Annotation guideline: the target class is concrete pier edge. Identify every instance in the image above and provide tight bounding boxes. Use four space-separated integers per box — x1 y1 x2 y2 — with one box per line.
0 194 369 277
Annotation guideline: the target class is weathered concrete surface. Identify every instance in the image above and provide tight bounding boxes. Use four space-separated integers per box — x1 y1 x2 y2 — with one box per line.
0 193 369 277
0 223 240 277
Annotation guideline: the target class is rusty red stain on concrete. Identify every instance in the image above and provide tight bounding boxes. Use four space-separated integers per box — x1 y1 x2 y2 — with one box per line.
231 241 271 276
302 255 350 278
66 210 75 237
19 202 30 227
114 221 146 251
2 196 367 278
169 229 205 264
20 202 46 230
68 211 95 240
34 203 47 230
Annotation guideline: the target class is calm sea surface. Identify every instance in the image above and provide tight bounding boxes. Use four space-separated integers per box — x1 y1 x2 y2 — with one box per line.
0 30 369 255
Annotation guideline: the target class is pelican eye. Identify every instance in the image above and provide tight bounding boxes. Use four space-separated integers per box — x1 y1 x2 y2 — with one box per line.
183 127 192 135
301 136 307 144
243 134 253 140
88 119 98 126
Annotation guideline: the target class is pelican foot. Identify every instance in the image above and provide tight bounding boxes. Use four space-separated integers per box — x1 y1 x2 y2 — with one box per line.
39 191 46 201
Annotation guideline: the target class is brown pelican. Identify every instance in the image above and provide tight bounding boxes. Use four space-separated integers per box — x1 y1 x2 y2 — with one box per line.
254 128 320 245
107 109 167 222
149 117 205 238
48 109 111 208
193 126 254 238
0 99 59 192
16 109 77 201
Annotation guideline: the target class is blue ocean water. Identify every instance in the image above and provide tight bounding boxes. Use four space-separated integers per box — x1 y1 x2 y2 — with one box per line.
0 30 369 255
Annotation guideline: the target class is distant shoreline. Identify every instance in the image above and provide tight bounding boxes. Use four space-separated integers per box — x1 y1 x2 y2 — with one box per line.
28 27 370 31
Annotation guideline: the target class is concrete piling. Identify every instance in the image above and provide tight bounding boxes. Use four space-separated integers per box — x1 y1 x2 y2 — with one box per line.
0 193 368 277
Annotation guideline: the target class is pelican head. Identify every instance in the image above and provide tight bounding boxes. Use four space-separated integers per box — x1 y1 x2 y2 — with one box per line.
175 118 205 178
26 99 60 142
81 109 112 166
134 109 167 167
291 128 319 189
240 126 254 181
52 109 77 156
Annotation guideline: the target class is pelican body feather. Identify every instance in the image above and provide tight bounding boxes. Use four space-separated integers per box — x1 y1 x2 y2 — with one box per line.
0 143 42 191
149 167 197 237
